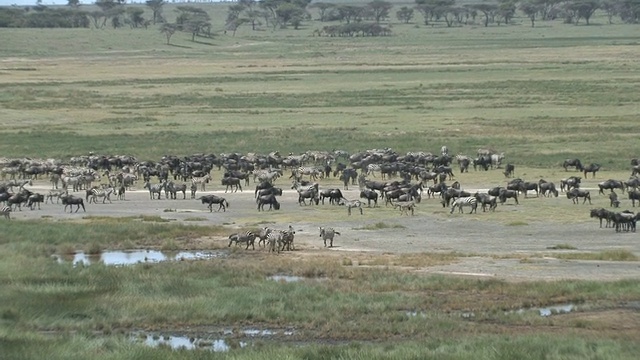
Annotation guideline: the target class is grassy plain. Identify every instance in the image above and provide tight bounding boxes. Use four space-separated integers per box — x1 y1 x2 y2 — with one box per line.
1 4 640 359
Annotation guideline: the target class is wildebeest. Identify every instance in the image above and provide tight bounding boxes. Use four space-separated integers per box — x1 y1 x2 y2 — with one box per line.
359 189 379 207
503 163 515 178
567 188 591 204
257 194 280 211
538 180 558 197
628 190 640 207
609 191 620 208
518 181 539 198
612 211 637 232
222 177 243 192
199 195 229 212
498 189 519 204
256 187 283 198
582 163 601 178
590 208 612 228
61 195 86 213
319 188 343 205
319 226 340 247
598 179 624 195
474 192 497 212
562 158 583 171
560 176 581 192
27 193 45 210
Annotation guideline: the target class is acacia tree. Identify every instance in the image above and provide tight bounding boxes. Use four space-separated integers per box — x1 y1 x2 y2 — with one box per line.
145 0 165 25
519 1 540 27
368 0 392 23
176 6 211 41
310 2 334 21
160 22 177 44
414 0 455 26
469 3 497 27
396 6 414 23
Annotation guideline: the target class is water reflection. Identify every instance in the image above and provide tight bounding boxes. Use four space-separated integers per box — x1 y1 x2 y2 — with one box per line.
54 250 226 266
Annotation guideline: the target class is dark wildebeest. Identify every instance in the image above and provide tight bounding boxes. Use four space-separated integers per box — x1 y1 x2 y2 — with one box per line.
503 164 515 178
257 194 280 211
61 195 86 213
598 179 625 195
474 192 497 212
560 176 581 192
609 191 620 208
319 188 343 205
538 180 559 197
360 189 379 207
256 187 283 198
567 188 591 205
199 195 229 212
590 208 611 228
562 158 583 171
628 190 640 207
222 177 243 192
498 189 519 205
582 163 601 178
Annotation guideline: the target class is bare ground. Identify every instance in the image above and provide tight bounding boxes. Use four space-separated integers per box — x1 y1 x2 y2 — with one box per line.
12 179 640 283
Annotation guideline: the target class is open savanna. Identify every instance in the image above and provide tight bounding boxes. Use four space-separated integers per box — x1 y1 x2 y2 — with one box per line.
2 5 640 359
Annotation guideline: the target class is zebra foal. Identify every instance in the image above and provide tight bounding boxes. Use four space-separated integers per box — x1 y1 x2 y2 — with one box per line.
319 227 340 247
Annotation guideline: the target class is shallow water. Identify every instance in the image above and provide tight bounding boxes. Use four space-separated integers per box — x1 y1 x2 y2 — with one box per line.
54 249 226 266
140 334 244 352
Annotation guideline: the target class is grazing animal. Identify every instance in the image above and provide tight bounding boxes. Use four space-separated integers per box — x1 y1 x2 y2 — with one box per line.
582 163 601 178
562 158 583 171
192 174 212 191
538 180 559 197
222 177 243 193
1 205 11 219
199 195 229 212
393 200 416 215
498 189 519 205
567 188 591 205
319 227 340 247
89 187 115 204
609 191 620 208
340 198 363 215
474 192 497 212
61 195 86 213
518 181 539 198
628 190 640 207
590 208 611 228
560 176 581 192
257 194 280 211
228 231 257 250
503 164 515 178
598 179 625 195
45 189 68 204
27 193 45 210
359 189 379 207
450 196 478 214
143 181 166 200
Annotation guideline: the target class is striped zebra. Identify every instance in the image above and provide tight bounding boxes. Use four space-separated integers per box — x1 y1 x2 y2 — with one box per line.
192 174 212 192
291 166 322 181
228 231 257 250
366 164 382 178
1 205 11 220
393 201 416 216
319 226 340 247
450 197 478 214
340 198 364 215
89 187 115 204
440 145 449 156
143 181 166 200
266 226 295 253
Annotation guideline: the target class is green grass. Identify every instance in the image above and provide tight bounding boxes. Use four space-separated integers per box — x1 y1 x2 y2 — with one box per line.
2 6 640 358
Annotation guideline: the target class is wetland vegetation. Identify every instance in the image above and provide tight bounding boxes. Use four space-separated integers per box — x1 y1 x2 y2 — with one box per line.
1 1 640 358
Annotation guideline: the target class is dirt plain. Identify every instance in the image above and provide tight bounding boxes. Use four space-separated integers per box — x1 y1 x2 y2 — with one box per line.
10 174 640 283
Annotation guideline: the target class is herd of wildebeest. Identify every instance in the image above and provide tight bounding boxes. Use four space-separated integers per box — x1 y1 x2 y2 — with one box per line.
2 147 640 251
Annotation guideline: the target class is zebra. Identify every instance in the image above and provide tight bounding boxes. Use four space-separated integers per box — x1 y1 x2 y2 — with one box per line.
45 189 68 204
266 226 295 253
89 187 115 204
228 231 257 250
319 226 340 247
143 181 166 200
290 167 320 181
366 164 382 178
340 198 363 215
191 174 211 192
1 205 11 219
450 197 478 214
393 201 416 216
440 145 449 156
